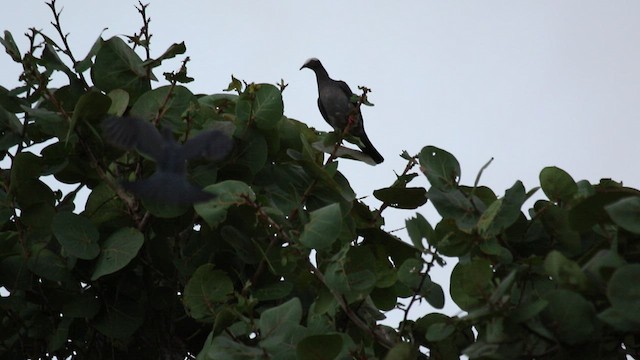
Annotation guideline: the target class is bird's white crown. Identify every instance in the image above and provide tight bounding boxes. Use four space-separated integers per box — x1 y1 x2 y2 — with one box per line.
302 57 320 66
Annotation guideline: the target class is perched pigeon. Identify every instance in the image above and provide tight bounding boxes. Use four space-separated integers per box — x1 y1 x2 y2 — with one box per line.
300 58 384 164
102 116 233 204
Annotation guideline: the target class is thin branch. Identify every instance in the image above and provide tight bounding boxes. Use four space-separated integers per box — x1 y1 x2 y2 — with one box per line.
46 0 90 89
308 261 398 351
399 245 440 335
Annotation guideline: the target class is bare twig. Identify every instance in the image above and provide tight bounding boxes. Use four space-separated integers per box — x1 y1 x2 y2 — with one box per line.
46 0 90 89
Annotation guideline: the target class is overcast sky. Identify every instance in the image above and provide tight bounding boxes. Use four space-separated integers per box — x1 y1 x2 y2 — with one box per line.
2 1 639 321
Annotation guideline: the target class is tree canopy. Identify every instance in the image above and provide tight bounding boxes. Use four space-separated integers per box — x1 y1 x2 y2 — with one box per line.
1 2 639 359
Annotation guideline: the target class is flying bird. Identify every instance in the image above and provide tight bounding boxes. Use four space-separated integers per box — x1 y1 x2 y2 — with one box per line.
102 116 233 205
300 58 384 164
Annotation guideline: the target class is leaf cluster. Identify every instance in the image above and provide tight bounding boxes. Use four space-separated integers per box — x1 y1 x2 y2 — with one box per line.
407 147 640 359
1 3 639 360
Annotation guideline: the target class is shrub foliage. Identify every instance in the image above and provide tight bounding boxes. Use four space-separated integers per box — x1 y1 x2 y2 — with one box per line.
1 3 639 359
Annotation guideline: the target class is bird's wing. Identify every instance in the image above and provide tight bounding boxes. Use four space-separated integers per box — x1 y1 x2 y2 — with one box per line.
180 129 234 161
121 173 214 205
317 97 330 124
102 116 165 161
336 80 355 100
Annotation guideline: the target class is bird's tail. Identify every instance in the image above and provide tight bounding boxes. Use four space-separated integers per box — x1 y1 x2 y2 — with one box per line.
358 133 384 164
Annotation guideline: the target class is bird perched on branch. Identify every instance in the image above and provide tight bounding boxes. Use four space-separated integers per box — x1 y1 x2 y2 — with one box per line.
102 116 233 205
300 58 384 164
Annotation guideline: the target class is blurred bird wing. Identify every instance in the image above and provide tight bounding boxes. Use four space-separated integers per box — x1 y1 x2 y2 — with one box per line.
180 129 234 161
121 173 214 205
102 116 165 160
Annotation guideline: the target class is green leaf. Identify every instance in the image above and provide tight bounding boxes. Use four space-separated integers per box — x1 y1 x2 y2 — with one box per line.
478 238 512 263
428 188 478 231
597 307 640 332
220 226 260 264
373 187 427 209
107 89 130 116
24 107 68 138
13 179 56 208
299 203 342 249
605 196 640 234
91 227 144 280
195 180 256 228
91 36 151 101
607 264 640 323
40 43 74 77
27 248 74 283
75 36 103 73
10 151 41 185
254 281 294 301
92 298 144 339
541 289 596 345
419 146 460 191
252 84 284 130
384 342 417 360
539 166 577 203
224 75 243 92
183 264 234 321
450 258 493 310
144 42 187 68
405 213 433 251
0 30 21 62
477 181 525 239
235 130 268 175
432 219 474 256
544 250 588 290
296 334 343 360
51 212 100 260
511 299 548 323
0 105 23 134
129 85 196 130
426 322 455 342
583 250 626 287
568 184 638 232
397 258 423 289
63 292 101 319
47 317 72 353
422 280 445 309
68 91 111 138
536 201 581 256
259 297 303 347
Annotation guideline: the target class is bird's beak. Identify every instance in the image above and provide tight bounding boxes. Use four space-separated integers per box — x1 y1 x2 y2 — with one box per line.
299 64 307 70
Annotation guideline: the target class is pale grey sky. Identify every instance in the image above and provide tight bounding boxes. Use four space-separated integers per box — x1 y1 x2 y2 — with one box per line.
2 1 640 321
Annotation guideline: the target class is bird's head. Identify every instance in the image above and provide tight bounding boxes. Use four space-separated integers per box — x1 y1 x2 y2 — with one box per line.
300 57 322 71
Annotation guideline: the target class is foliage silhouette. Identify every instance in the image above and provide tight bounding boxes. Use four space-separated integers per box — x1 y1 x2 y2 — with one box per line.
1 2 639 359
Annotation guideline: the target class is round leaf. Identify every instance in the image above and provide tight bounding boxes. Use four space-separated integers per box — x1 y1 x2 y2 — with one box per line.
253 84 284 129
91 227 144 280
426 322 456 342
450 258 493 310
419 146 460 191
607 264 640 323
539 166 577 203
183 264 234 321
299 203 342 249
296 334 343 360
52 212 100 260
91 36 151 101
605 196 640 234
541 289 595 344
194 180 256 229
